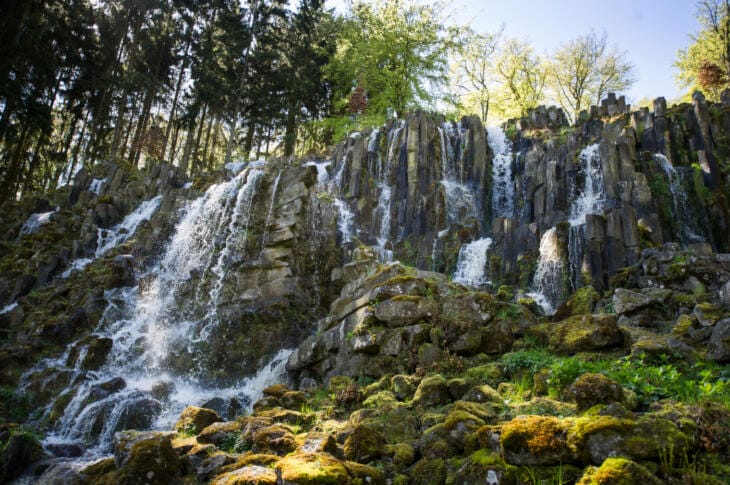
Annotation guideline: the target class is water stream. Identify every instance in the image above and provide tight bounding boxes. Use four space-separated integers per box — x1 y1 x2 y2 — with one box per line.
23 167 291 458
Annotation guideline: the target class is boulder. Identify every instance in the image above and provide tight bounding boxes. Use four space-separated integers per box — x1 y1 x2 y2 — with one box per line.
500 416 576 465
576 457 662 484
549 314 624 354
569 373 625 411
708 318 730 362
343 423 384 462
210 465 277 485
276 452 351 484
1 431 44 481
174 406 222 435
374 296 437 327
113 431 181 484
412 374 450 408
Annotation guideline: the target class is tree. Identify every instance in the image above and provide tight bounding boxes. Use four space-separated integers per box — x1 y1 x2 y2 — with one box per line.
548 31 636 122
327 0 451 117
492 38 547 119
450 28 502 121
676 1 730 100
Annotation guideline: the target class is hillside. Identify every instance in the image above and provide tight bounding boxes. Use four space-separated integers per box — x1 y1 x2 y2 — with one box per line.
0 94 729 484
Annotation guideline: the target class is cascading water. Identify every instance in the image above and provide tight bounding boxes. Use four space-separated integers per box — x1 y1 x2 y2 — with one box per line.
19 208 58 235
487 126 515 219
654 154 704 244
89 178 105 195
567 144 605 291
26 167 292 457
305 160 331 188
527 228 565 315
374 124 403 261
62 196 163 277
439 123 477 224
453 237 493 286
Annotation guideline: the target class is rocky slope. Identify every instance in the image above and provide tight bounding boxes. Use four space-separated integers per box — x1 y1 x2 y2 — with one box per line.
0 93 729 484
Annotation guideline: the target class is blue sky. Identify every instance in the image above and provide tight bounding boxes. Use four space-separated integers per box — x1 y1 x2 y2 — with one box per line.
326 0 700 104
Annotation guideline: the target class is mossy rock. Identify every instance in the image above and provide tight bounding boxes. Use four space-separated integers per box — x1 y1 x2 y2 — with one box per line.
174 406 222 435
384 442 416 468
548 314 625 354
197 421 243 447
448 449 517 485
500 416 576 465
344 461 386 485
390 374 419 400
554 286 601 320
0 430 44 481
413 374 450 408
576 457 662 484
343 423 384 462
362 390 400 410
462 384 502 405
570 373 625 411
252 424 297 456
276 452 350 485
465 363 504 386
623 415 691 460
210 465 278 485
112 431 181 485
262 383 291 399
410 457 446 485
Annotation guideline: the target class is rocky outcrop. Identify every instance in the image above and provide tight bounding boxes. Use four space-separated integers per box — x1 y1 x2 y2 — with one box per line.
286 253 535 386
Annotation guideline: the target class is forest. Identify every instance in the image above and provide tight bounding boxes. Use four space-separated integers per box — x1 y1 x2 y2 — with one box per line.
0 0 727 202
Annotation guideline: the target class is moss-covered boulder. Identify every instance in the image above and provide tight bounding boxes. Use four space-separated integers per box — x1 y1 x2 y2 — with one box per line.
374 295 438 327
252 424 297 456
500 416 576 465
210 465 278 485
410 457 446 485
112 431 181 484
197 421 243 447
555 286 601 320
1 430 44 481
343 460 386 485
174 406 222 435
548 314 624 354
343 423 384 462
570 373 625 411
413 374 450 408
276 452 350 484
577 457 662 484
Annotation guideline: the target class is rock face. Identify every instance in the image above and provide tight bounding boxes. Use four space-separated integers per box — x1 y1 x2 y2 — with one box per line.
3 93 730 483
287 255 534 385
328 96 730 311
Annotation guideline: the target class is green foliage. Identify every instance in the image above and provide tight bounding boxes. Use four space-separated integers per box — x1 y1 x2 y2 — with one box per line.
325 0 453 118
499 349 730 408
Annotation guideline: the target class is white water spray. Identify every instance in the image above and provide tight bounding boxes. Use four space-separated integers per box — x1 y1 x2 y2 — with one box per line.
487 126 515 219
453 237 493 286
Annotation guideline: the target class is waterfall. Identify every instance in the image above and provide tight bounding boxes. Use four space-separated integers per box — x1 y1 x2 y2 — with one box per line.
61 196 163 277
527 228 565 315
654 154 704 244
567 143 605 290
569 144 604 226
439 123 477 224
453 237 493 286
304 160 331 188
89 178 105 195
19 208 58 235
333 198 355 243
29 166 291 457
374 124 403 261
487 126 515 219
